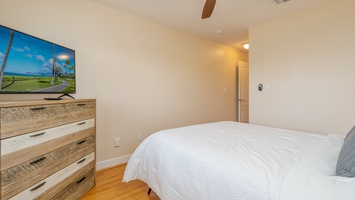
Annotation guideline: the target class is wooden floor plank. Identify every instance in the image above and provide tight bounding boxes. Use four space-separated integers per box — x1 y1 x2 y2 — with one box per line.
82 164 160 200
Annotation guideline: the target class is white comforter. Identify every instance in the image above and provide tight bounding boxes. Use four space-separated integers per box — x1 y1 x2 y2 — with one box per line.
123 121 354 200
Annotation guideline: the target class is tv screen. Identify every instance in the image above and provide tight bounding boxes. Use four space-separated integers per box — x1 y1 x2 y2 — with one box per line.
0 25 75 94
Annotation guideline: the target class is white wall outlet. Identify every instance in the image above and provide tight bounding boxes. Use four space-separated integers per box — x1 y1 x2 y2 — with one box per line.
114 138 120 147
138 133 143 141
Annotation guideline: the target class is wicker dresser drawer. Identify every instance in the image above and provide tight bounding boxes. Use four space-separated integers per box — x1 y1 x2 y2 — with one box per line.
1 118 95 170
1 135 95 200
52 168 96 200
0 101 95 139
9 152 95 200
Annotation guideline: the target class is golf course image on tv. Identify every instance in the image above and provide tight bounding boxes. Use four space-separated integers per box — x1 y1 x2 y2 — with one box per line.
0 25 75 94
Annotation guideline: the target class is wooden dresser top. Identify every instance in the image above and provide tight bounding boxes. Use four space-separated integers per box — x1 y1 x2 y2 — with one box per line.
0 99 96 108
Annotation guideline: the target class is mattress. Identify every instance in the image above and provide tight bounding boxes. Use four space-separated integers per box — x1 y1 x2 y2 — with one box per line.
123 121 355 200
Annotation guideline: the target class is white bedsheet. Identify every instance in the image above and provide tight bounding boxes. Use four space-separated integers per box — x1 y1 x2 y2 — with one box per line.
123 121 328 200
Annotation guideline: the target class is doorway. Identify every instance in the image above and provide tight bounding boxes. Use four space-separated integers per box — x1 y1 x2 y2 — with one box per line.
237 61 249 123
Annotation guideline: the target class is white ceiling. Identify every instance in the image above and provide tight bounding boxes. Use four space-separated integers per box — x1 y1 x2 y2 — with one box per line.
90 0 331 51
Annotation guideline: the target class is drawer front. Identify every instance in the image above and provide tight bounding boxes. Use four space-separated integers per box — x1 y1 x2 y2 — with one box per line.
9 152 95 200
1 101 95 139
1 135 95 200
51 169 95 200
1 119 95 171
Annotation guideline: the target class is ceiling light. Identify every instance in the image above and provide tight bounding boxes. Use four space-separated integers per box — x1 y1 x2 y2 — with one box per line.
242 42 249 50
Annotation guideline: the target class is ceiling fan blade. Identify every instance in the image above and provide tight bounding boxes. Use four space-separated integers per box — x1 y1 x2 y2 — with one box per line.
202 0 216 19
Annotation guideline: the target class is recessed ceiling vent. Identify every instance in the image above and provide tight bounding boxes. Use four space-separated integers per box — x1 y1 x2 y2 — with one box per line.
273 0 291 4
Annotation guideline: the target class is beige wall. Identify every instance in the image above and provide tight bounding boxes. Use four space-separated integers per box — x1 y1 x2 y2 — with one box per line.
249 0 355 135
0 0 248 166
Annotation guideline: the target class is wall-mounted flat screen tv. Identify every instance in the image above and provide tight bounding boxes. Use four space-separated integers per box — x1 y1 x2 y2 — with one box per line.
0 25 75 95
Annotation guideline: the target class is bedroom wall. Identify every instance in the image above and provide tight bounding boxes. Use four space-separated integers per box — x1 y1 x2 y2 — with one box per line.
0 0 248 168
249 0 354 135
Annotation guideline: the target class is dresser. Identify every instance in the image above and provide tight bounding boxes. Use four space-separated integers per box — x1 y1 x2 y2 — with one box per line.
0 99 96 200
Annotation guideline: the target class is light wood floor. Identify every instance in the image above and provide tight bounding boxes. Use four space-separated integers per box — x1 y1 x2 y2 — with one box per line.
82 164 160 200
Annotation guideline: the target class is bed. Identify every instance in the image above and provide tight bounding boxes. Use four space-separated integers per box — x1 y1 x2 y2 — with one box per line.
123 121 355 200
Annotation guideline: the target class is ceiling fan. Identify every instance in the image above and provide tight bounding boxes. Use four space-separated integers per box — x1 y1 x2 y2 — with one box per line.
201 0 216 19
201 0 292 19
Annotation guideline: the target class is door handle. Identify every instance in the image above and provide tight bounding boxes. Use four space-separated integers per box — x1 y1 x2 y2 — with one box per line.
238 99 244 101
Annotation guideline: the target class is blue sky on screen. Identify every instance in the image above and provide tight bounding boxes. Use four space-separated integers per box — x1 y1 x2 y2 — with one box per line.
0 26 75 77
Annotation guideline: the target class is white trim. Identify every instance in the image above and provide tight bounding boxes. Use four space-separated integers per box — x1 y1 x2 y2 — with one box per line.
96 154 132 171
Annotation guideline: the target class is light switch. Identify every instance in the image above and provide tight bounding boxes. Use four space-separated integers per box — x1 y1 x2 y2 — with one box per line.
265 84 270 91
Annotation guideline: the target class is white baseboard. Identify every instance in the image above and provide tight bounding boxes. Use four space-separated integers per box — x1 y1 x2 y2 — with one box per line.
96 154 132 171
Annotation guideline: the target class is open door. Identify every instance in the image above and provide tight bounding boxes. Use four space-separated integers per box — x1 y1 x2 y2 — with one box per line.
238 61 249 123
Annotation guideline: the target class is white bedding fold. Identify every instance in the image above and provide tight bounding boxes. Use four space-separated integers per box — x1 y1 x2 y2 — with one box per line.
280 134 355 200
123 121 327 200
